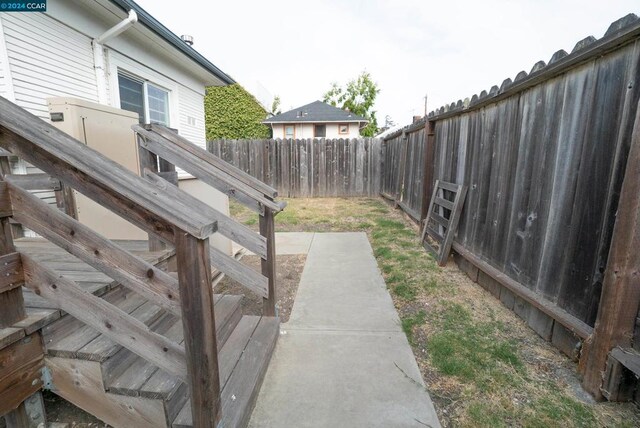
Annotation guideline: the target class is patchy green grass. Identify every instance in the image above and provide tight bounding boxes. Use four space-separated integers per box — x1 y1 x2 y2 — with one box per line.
402 310 427 345
229 197 640 428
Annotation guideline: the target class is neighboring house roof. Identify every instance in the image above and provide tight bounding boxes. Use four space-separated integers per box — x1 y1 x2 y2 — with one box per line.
109 0 235 85
263 101 367 124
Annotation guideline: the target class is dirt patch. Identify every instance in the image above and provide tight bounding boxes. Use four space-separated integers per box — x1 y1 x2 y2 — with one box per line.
215 254 306 322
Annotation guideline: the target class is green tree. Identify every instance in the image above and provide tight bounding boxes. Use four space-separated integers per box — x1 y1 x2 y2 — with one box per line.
270 95 282 115
323 71 380 137
204 84 271 139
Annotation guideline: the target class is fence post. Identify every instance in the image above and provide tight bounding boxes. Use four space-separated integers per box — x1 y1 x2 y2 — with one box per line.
420 121 437 221
394 131 409 206
581 101 640 399
260 207 277 316
175 231 221 426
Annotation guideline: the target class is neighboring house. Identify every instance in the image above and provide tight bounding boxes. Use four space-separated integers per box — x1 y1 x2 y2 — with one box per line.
0 0 234 251
264 100 367 139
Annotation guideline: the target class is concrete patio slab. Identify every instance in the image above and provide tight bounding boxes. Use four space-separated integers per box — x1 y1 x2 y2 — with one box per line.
249 232 440 428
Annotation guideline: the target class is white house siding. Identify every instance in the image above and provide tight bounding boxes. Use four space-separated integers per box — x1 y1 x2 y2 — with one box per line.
178 85 207 148
0 2 224 241
0 12 98 119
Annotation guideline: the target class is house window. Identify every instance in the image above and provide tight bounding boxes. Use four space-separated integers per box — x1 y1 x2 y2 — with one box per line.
118 72 170 125
338 123 349 135
314 124 326 138
284 125 295 139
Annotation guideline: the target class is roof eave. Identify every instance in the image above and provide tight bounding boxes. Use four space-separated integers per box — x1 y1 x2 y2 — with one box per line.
108 0 235 85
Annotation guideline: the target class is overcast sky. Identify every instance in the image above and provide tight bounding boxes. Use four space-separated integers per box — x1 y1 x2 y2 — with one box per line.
136 0 638 127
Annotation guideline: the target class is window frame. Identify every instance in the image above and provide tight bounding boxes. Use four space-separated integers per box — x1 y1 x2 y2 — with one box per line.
314 124 326 138
284 124 295 139
117 70 171 126
338 123 349 135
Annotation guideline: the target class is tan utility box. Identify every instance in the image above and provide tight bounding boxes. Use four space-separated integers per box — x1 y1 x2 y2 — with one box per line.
47 97 147 240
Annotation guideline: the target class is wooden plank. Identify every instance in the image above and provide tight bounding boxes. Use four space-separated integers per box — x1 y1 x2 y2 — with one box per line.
174 316 279 428
0 97 216 241
260 208 276 316
56 183 78 219
421 121 436 220
135 127 282 215
0 252 23 293
434 196 454 211
0 182 12 217
438 184 467 265
147 124 278 198
0 327 25 350
4 174 61 190
175 233 221 427
144 170 267 259
430 212 449 228
12 308 60 335
137 139 165 252
0 213 25 328
209 245 268 299
46 357 168 428
611 347 640 377
453 242 593 339
582 99 640 398
427 226 444 244
8 182 182 316
21 254 187 380
0 357 43 417
438 181 460 192
421 180 440 243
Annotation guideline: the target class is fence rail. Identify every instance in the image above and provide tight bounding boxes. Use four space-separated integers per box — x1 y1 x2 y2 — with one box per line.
208 138 381 198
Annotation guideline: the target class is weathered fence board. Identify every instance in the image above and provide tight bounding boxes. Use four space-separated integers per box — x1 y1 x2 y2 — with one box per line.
431 40 640 326
208 138 381 198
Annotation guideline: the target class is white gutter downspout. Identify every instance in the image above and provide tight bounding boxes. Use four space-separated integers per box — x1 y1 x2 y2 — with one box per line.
93 10 138 104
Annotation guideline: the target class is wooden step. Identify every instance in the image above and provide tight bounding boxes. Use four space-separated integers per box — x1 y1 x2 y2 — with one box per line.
173 316 279 428
102 294 243 399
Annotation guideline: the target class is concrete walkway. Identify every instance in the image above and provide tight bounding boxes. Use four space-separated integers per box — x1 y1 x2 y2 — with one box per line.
249 232 441 428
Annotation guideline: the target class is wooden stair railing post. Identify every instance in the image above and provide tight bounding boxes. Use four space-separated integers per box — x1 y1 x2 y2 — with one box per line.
137 134 165 252
54 183 77 219
0 158 26 328
260 206 277 316
175 231 222 426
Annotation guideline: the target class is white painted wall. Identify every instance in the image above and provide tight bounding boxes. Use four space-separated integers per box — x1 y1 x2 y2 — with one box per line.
271 122 362 139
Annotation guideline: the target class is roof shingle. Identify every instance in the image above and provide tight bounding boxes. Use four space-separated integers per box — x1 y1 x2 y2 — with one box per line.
263 101 367 123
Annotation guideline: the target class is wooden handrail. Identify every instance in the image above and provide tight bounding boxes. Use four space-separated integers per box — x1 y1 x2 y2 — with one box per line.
146 123 279 199
144 170 267 259
0 96 216 241
21 254 188 381
7 181 182 316
134 126 286 214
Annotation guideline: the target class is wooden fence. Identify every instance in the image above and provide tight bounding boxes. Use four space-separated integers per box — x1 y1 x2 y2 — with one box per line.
208 138 381 198
381 14 640 400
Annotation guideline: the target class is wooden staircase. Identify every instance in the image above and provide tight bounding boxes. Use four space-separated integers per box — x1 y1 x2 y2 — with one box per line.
0 96 285 427
43 284 278 427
